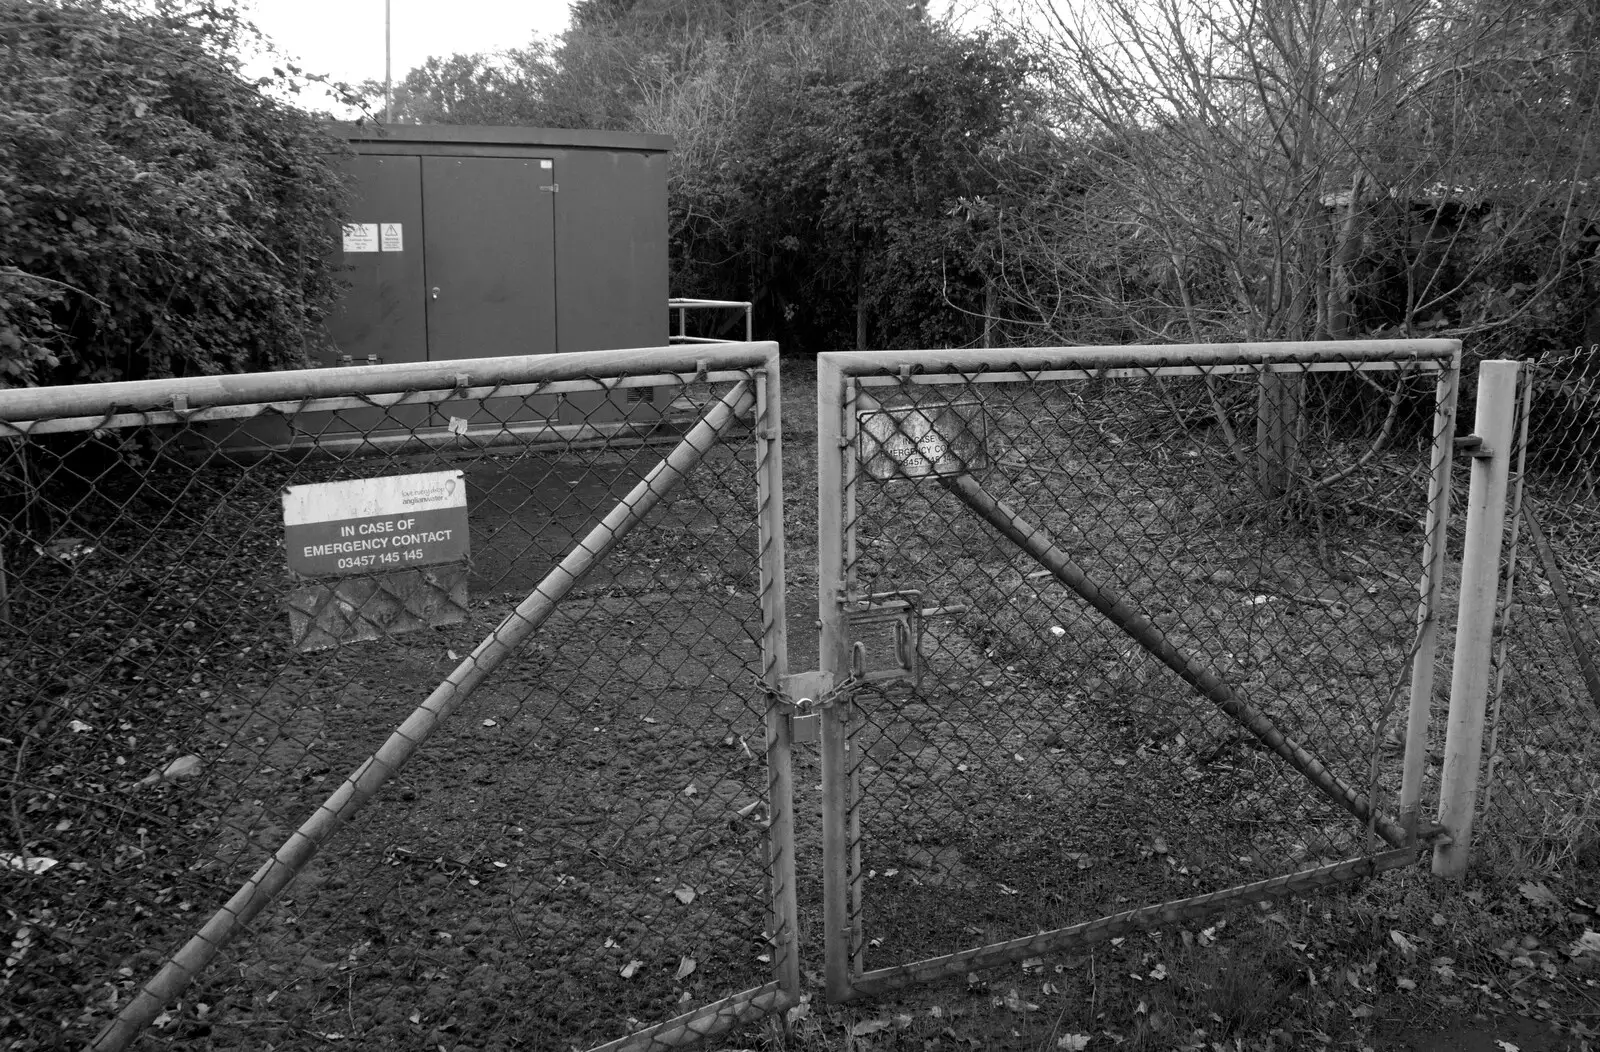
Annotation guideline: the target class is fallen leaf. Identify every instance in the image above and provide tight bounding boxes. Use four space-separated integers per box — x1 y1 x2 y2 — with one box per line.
0 852 58 874
446 649 459 660
674 885 697 905
137 754 201 787
1149 962 1168 980
1569 931 1600 958
1057 1036 1091 1051
674 955 696 980
1519 881 1561 910
36 537 94 561
482 719 497 727
851 1017 890 1036
998 882 1019 895
1390 930 1418 962
1496 1042 1521 1052
1000 987 1038 1012
68 719 93 733
620 959 643 979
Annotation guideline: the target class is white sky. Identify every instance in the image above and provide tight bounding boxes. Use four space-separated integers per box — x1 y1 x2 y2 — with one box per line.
241 0 575 113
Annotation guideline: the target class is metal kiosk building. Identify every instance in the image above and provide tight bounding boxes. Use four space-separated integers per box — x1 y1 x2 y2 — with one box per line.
320 123 672 435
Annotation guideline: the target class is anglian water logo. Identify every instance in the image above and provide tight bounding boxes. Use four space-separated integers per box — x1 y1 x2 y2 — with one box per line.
401 477 458 506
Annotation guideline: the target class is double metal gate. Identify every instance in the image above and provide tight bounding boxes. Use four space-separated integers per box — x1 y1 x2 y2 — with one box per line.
4 339 1463 1050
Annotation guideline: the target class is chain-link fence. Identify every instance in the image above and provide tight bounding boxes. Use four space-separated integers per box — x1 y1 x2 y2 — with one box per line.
1483 347 1600 865
814 342 1459 999
1 346 800 1051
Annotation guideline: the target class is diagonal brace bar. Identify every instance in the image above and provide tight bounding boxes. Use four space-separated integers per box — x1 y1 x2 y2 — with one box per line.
937 471 1410 849
89 380 756 1052
852 844 1425 997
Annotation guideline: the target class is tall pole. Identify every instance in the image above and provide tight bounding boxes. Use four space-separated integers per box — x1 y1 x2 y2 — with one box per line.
1433 359 1520 878
384 0 392 123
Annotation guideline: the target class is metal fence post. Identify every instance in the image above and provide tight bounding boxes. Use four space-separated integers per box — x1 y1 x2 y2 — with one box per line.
816 355 855 1002
754 356 801 1003
1481 364 1535 824
1399 352 1460 837
1434 359 1520 878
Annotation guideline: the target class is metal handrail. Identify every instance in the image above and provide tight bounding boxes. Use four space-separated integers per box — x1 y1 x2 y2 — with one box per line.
669 297 753 344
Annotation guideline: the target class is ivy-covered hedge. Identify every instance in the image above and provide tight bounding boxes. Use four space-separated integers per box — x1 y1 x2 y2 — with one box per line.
0 0 351 387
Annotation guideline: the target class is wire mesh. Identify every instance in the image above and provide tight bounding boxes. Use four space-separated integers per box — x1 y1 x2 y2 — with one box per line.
1 357 792 1051
1483 347 1600 865
823 348 1456 985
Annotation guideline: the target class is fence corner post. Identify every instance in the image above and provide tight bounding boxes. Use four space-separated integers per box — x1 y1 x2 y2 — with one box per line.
1433 359 1520 879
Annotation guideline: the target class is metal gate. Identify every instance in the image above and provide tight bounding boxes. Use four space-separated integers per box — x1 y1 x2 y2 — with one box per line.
1 345 800 1051
811 341 1460 1000
7 338 1484 1048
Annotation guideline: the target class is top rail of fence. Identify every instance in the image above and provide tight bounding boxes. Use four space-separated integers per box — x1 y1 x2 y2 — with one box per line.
823 340 1460 384
0 342 781 423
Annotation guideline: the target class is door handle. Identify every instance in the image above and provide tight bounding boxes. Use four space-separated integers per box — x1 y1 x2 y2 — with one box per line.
430 286 440 299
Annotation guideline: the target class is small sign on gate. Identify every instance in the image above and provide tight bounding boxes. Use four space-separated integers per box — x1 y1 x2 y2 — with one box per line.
858 400 988 480
282 471 471 649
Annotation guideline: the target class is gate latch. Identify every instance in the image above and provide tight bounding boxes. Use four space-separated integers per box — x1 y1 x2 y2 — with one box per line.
846 590 924 687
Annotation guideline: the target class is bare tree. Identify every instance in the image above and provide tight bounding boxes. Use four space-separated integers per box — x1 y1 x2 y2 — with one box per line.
989 0 1600 493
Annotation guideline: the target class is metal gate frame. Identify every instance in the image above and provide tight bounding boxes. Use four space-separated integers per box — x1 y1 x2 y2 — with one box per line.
812 341 1462 1001
0 344 803 1051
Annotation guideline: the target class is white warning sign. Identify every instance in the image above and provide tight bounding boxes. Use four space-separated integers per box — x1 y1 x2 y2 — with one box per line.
380 223 403 252
342 223 378 253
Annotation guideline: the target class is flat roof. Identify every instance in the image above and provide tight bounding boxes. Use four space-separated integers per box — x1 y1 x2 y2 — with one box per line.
329 122 673 153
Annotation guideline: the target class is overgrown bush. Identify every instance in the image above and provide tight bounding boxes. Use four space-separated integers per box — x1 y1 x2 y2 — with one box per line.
0 0 352 387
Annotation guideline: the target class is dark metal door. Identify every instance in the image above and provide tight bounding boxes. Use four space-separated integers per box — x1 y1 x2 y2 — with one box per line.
421 156 557 362
326 155 429 367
